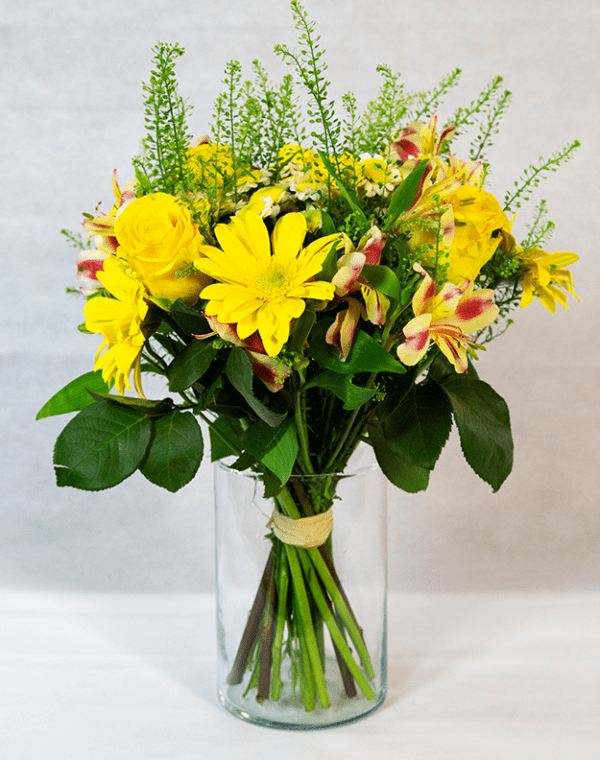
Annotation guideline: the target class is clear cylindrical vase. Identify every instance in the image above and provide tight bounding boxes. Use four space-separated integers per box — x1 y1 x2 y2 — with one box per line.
214 452 387 730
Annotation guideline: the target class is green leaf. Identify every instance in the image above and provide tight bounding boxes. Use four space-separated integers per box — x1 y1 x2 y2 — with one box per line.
317 151 369 225
168 339 218 392
369 426 429 493
361 264 401 309
439 376 513 491
289 303 316 354
428 351 480 384
87 392 174 414
242 418 298 485
53 401 152 490
225 348 286 428
383 382 452 470
314 239 343 282
208 416 244 461
140 411 203 492
308 319 406 376
169 299 211 335
305 371 377 411
36 371 113 420
320 211 337 235
385 160 429 228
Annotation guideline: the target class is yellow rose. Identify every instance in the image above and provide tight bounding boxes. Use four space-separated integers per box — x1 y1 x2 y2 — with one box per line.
114 192 210 303
444 185 510 283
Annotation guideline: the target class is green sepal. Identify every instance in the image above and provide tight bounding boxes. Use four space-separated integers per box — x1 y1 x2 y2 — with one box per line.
168 338 218 392
53 401 153 491
385 160 429 229
437 374 513 492
36 371 113 420
369 426 429 493
383 381 453 470
140 411 203 492
304 371 377 411
308 319 406 376
225 348 286 428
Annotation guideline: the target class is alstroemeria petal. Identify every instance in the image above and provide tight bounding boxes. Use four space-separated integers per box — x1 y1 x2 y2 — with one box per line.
397 313 433 366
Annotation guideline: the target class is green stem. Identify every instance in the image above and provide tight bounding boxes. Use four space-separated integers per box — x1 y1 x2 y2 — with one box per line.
294 375 315 475
271 546 290 701
295 548 376 700
285 543 330 709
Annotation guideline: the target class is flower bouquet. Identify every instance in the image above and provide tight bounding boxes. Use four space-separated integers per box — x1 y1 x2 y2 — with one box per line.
38 0 579 728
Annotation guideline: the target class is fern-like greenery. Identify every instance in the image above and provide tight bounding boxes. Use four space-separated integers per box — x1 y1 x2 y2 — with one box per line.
274 0 342 167
503 139 580 213
520 199 556 250
355 64 407 157
132 42 194 199
407 68 462 124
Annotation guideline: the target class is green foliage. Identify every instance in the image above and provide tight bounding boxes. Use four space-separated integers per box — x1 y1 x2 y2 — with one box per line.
132 42 195 200
435 372 513 492
53 401 154 490
275 0 341 163
36 371 113 419
504 139 580 213
356 64 407 157
407 68 462 123
383 381 453 471
520 199 556 250
61 228 91 250
140 411 204 492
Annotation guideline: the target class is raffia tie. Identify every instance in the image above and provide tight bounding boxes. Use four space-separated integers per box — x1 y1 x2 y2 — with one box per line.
268 508 333 549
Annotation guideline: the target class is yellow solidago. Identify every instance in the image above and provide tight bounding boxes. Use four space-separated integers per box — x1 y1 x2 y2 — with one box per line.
83 258 148 396
518 248 579 312
194 210 341 356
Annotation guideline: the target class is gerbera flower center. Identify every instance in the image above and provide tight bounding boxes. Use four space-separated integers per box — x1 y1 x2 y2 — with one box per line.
253 263 293 299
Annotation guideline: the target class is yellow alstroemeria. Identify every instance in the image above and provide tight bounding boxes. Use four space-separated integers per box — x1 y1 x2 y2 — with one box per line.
194 211 341 357
518 248 579 312
397 263 499 373
83 257 148 396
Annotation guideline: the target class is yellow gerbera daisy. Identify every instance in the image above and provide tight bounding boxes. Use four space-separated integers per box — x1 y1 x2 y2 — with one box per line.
83 258 148 396
194 211 341 357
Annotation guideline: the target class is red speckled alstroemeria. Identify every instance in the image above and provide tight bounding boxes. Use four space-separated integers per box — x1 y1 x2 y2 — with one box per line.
390 113 456 163
76 248 109 294
397 263 499 373
326 226 389 360
82 170 136 253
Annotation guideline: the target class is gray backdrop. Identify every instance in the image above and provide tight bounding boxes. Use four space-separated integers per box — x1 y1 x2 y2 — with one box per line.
2 0 598 594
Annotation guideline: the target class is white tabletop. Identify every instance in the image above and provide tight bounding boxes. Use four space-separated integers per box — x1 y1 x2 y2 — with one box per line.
1 591 598 759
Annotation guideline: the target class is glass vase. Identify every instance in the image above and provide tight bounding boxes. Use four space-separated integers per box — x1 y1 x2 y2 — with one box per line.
213 449 388 730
